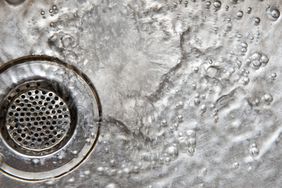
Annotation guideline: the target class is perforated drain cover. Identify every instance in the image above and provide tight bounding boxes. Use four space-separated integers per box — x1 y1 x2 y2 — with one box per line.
0 55 102 181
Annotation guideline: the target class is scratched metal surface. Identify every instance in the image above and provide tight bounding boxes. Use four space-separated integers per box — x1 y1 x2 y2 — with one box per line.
0 0 282 187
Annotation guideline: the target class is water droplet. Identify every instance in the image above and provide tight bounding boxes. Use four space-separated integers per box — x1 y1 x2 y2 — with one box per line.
188 137 196 146
193 67 199 73
194 98 200 105
241 42 248 48
233 162 239 169
250 52 261 61
41 10 45 16
249 143 259 157
71 150 78 155
61 34 75 48
161 119 167 127
260 54 269 65
45 179 56 185
207 66 218 77
236 11 244 19
262 94 273 104
267 6 280 21
86 138 91 144
166 145 179 157
186 130 195 137
247 7 252 14
249 52 268 69
67 177 75 183
200 104 207 113
105 183 120 188
52 5 58 10
50 22 55 27
32 158 40 165
205 1 211 9
254 17 260 25
252 60 262 69
97 166 104 174
177 115 183 122
213 1 221 10
271 73 277 80
83 170 91 176
241 77 250 85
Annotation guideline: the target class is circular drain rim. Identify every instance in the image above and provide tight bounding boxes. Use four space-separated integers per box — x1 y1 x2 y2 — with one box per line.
0 55 102 182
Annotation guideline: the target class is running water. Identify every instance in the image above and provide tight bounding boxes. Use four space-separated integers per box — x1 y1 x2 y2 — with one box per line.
0 0 282 187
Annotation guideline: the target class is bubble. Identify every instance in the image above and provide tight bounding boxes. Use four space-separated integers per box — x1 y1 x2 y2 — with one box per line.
188 138 196 145
32 158 40 165
5 0 25 5
207 66 218 77
186 130 196 137
241 77 250 85
260 54 269 65
241 42 248 48
50 22 55 27
252 60 261 69
271 73 277 80
161 120 167 127
61 34 76 48
205 1 211 9
166 145 179 157
105 183 120 188
262 94 273 104
41 10 45 16
233 162 239 169
249 52 269 70
200 104 207 113
213 1 221 10
193 67 199 73
250 52 261 61
67 177 75 183
267 6 280 21
249 143 259 157
254 17 260 25
97 166 104 174
177 115 183 122
52 5 58 10
247 7 252 14
45 179 56 185
236 11 244 19
194 98 200 105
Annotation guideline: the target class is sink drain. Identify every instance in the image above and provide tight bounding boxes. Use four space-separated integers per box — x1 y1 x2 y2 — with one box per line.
6 88 70 151
0 55 102 181
2 80 76 155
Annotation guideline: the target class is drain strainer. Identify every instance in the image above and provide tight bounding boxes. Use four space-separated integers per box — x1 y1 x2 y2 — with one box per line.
6 88 70 151
0 55 102 181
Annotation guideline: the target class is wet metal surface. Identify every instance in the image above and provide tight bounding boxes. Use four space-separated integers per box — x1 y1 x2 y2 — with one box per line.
0 0 282 187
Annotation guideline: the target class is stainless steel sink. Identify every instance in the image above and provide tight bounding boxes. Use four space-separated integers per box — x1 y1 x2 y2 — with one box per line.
0 0 282 187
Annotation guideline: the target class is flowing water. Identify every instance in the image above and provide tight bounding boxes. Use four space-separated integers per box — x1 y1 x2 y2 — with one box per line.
0 0 282 187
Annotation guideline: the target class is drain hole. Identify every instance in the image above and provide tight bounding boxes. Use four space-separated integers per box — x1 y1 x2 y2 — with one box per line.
5 87 72 152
